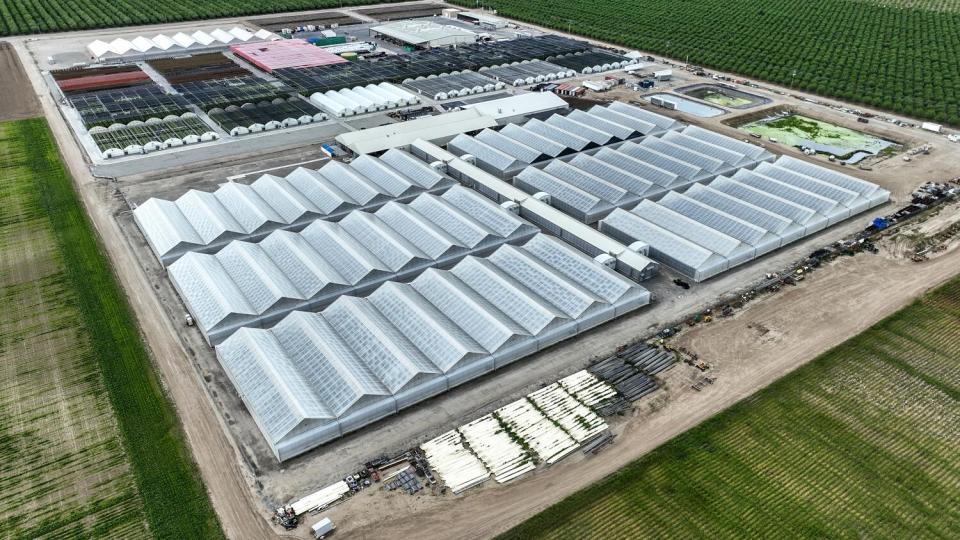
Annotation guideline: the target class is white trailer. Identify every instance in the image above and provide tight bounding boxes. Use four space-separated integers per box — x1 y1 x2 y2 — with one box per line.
311 517 334 539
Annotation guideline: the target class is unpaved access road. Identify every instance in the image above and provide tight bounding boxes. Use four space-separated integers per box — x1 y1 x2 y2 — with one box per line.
0 42 41 120
324 233 960 540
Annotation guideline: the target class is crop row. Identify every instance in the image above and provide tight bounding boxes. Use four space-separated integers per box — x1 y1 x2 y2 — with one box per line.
452 0 960 125
0 120 150 538
500 274 960 539
0 0 401 36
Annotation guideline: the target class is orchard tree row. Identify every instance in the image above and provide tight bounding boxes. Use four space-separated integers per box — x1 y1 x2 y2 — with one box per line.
454 0 960 125
0 0 397 36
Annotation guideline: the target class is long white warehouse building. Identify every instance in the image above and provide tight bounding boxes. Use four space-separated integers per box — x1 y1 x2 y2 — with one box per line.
217 234 651 461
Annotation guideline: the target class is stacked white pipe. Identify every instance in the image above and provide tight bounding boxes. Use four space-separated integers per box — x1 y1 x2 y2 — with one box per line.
559 370 618 408
420 430 490 494
289 480 350 515
528 383 608 443
496 399 578 465
459 415 535 483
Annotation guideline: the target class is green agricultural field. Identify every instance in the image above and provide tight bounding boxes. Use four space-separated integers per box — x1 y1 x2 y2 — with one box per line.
0 119 222 539
501 276 960 539
451 0 960 125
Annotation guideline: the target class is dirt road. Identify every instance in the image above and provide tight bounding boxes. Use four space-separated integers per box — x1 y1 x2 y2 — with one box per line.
0 42 41 120
9 40 278 540
325 236 960 539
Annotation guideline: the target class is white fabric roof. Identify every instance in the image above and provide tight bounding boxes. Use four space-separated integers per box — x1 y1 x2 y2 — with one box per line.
88 26 277 58
134 150 454 265
169 186 539 345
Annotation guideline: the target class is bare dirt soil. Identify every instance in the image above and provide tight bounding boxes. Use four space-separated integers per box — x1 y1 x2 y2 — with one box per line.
0 42 40 120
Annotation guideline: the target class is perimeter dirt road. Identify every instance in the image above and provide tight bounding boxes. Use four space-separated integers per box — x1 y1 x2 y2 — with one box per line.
326 236 960 539
0 42 41 120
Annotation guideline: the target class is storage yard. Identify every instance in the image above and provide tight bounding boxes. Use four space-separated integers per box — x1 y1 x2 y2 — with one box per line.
4 2 960 539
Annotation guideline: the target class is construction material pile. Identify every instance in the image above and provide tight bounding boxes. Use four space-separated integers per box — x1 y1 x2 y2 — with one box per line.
496 399 578 465
420 431 490 494
459 415 535 483
528 383 607 443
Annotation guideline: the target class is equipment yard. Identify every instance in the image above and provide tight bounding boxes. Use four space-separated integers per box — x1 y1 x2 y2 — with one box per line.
1 2 959 539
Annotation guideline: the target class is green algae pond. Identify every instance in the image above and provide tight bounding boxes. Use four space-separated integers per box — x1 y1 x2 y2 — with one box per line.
740 114 899 164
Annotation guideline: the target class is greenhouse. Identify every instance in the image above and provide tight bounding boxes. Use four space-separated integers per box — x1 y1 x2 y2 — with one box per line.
403 71 505 101
216 234 651 461
88 26 277 59
479 60 576 86
598 156 890 281
445 102 686 178
168 186 540 345
500 116 775 223
309 83 419 117
134 149 453 265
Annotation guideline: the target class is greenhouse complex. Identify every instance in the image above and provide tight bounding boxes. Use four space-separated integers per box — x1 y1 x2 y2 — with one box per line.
11 2 957 536
117 53 892 463
131 95 890 460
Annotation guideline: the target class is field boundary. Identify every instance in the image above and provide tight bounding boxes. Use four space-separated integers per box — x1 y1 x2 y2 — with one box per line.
7 118 224 539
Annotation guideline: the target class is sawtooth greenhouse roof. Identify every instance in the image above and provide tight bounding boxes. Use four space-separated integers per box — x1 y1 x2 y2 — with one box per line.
216 233 651 460
445 102 684 178
168 186 540 345
134 149 453 265
599 156 890 281
490 112 776 222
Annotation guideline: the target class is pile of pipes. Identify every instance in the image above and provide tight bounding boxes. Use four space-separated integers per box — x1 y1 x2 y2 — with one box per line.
617 343 677 375
528 383 607 443
420 430 490 494
589 343 676 403
460 415 536 483
496 399 578 465
558 370 619 409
